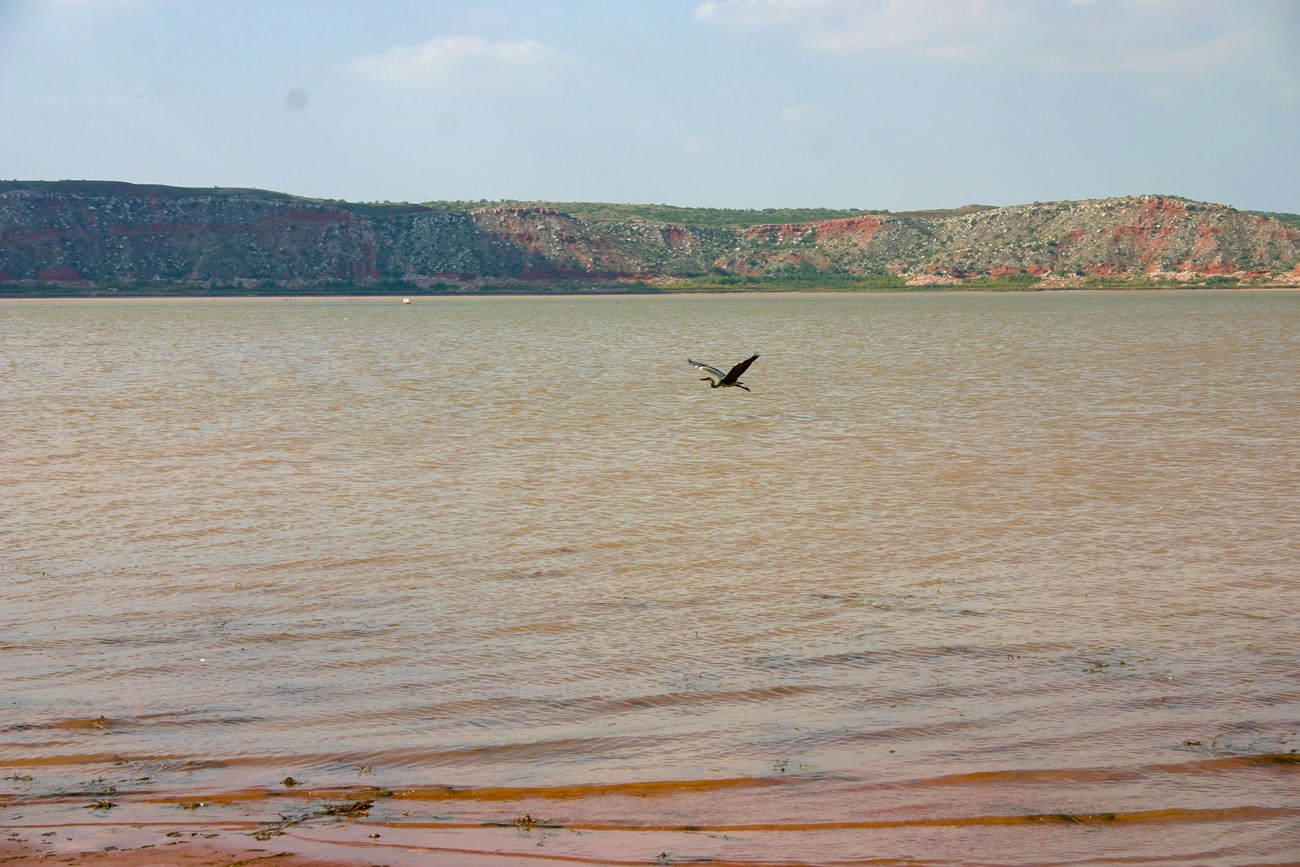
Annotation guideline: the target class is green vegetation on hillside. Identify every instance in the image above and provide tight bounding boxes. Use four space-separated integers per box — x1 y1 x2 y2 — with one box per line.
420 200 890 227
0 179 304 201
0 180 430 219
1248 210 1300 228
419 200 1003 227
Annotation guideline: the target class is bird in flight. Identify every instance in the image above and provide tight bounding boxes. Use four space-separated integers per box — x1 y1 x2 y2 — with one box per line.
688 354 759 391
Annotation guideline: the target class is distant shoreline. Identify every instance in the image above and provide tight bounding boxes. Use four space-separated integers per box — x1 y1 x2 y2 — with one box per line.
4 286 1298 303
2 279 1300 304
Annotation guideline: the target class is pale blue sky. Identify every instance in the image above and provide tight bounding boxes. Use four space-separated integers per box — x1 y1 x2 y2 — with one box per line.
2 0 1297 211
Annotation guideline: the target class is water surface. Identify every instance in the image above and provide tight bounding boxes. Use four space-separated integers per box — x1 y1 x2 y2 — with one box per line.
2 291 1298 864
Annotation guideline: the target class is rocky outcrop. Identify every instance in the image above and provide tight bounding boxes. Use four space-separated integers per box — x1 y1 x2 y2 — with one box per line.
721 196 1299 279
920 196 1299 277
0 184 383 283
1 182 1296 288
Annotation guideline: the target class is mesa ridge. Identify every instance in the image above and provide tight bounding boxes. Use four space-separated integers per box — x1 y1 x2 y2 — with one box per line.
2 181 1297 293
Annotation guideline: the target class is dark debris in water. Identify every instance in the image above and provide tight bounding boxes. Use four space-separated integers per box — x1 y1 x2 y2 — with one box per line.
251 797 377 841
318 799 375 817
69 777 119 797
483 813 561 830
656 852 715 864
1178 726 1297 758
1034 811 1117 823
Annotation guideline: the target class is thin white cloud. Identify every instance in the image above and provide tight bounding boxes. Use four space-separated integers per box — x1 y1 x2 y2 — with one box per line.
696 0 1016 59
694 0 828 27
1029 25 1257 74
35 0 156 7
681 136 720 153
694 0 1275 75
778 103 828 124
350 36 573 89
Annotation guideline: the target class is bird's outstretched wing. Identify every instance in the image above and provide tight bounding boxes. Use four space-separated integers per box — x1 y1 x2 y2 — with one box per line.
687 359 727 381
721 354 759 385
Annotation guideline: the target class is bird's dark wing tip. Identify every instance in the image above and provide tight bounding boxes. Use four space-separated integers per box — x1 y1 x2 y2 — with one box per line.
724 354 759 381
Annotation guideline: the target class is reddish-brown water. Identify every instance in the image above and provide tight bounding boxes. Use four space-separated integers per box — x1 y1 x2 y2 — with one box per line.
2 292 1297 865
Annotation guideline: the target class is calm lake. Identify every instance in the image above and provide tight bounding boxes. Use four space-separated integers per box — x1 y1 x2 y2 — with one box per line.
2 291 1298 865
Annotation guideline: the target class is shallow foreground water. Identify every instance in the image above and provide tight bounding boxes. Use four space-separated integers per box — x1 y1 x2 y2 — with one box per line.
2 291 1297 865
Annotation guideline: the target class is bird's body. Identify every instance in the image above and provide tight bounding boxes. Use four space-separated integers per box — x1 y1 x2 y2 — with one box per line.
688 354 759 391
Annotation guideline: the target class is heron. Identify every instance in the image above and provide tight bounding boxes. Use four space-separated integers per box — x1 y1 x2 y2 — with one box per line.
688 354 759 391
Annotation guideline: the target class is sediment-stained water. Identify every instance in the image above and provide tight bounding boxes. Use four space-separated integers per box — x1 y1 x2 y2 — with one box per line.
2 291 1297 865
